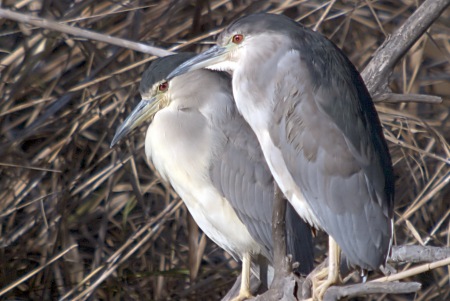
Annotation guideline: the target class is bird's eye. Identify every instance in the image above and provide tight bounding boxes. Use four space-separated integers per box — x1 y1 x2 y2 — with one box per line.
158 81 169 92
232 34 244 44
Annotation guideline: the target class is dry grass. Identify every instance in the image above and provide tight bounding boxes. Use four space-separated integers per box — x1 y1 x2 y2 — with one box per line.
0 1 449 300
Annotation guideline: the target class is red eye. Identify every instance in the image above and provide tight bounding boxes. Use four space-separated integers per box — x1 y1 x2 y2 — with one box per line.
232 34 244 44
158 81 169 92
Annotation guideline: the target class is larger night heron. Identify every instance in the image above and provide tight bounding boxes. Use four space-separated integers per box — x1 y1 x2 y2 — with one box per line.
169 13 395 298
111 53 314 300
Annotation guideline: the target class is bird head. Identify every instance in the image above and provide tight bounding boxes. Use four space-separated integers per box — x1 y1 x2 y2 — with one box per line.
110 53 195 147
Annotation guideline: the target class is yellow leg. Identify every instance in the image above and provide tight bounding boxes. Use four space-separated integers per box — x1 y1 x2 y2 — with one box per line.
312 236 341 300
231 253 253 301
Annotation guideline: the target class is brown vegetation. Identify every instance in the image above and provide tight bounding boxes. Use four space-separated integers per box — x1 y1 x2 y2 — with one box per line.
0 1 449 300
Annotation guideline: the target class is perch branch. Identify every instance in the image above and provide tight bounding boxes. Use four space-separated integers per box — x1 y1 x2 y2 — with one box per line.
316 247 450 299
322 282 421 301
299 246 450 300
260 184 294 300
272 184 291 278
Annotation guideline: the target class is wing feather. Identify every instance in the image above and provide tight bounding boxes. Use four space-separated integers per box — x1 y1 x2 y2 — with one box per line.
210 109 314 274
269 39 393 269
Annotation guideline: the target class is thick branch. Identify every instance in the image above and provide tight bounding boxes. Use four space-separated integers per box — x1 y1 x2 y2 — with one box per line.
254 275 298 301
0 8 172 57
373 93 442 104
361 0 450 95
389 246 450 263
259 184 294 300
272 184 290 279
323 282 421 301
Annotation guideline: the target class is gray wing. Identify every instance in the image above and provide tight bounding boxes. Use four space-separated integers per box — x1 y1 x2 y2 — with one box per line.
211 115 273 259
270 31 394 270
210 110 314 274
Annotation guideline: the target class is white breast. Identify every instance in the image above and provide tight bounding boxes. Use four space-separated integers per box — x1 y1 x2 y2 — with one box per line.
145 104 262 259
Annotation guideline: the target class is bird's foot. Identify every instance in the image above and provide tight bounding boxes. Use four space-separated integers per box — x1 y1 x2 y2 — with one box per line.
230 289 253 301
311 267 341 301
230 253 253 301
311 236 342 300
311 267 327 300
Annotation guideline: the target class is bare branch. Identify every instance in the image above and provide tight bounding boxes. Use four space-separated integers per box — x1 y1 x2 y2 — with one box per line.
261 184 294 300
374 256 450 283
272 184 290 278
389 246 450 263
0 244 78 297
361 0 450 95
254 275 298 301
0 8 173 57
323 282 421 301
373 93 442 104
221 274 262 301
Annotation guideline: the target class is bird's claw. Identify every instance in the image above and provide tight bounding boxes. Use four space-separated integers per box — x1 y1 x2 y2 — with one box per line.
311 267 341 301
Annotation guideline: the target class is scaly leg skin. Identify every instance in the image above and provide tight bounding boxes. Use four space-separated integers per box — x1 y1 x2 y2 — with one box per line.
231 253 253 301
313 237 341 300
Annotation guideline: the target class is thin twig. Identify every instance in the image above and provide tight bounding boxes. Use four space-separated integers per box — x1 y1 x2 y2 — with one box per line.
373 256 450 282
0 244 78 297
0 8 173 57
361 0 450 95
373 93 442 104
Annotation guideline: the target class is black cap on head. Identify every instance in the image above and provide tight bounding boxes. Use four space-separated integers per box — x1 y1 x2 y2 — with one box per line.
218 13 305 44
139 53 196 94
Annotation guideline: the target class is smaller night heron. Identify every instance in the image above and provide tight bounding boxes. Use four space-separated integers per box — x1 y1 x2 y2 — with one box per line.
111 53 314 300
168 13 395 299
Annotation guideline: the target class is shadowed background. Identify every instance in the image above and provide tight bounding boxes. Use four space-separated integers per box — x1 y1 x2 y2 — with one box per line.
0 1 449 300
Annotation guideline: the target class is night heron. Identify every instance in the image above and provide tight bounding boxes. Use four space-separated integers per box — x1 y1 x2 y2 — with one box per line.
111 53 314 300
168 13 395 298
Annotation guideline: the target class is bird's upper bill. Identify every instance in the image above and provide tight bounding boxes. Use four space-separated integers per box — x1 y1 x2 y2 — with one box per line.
110 96 162 148
167 44 236 80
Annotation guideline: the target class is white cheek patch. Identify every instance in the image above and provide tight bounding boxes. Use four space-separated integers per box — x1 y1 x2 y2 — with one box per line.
206 60 238 72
